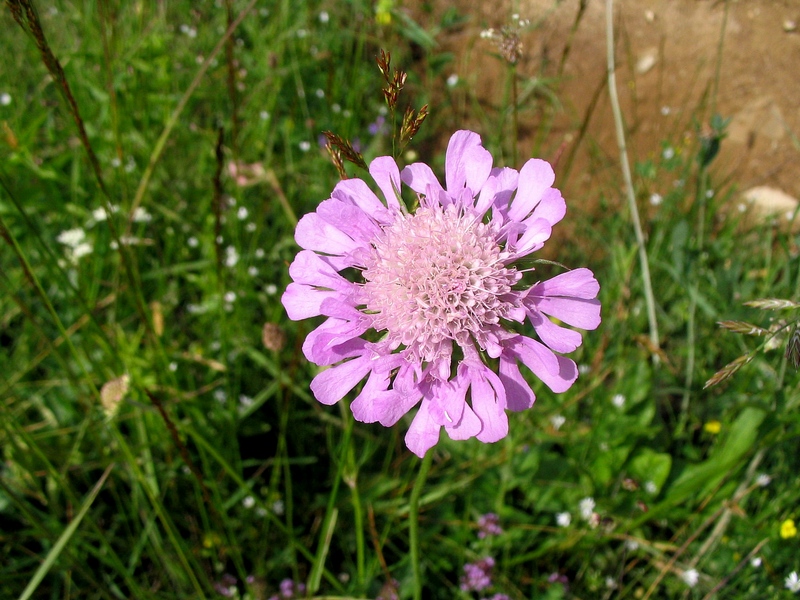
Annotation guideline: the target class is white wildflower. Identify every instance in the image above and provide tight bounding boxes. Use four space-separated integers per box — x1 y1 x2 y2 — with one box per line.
579 497 595 520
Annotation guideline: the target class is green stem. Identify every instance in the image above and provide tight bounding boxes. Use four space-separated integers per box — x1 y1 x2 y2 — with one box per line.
605 0 660 362
410 450 433 600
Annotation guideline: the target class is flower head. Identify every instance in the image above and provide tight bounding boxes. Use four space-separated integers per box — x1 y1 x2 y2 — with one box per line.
681 568 699 588
460 557 495 592
787 571 800 593
781 518 797 539
282 130 601 456
477 513 503 538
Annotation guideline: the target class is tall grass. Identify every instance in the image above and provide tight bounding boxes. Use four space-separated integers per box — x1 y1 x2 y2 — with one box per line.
1 1 799 599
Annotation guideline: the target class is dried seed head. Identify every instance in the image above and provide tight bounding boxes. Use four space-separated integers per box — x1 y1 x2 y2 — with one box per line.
262 322 287 352
101 374 130 418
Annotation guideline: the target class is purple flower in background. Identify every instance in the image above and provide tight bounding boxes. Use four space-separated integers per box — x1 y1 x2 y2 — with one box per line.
477 513 503 539
267 578 306 600
368 114 388 136
461 557 495 592
282 130 601 457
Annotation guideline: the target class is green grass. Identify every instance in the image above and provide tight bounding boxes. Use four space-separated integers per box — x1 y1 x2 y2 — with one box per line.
1 1 799 599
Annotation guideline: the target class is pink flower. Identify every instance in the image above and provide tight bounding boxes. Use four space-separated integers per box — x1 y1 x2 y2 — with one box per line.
282 130 600 457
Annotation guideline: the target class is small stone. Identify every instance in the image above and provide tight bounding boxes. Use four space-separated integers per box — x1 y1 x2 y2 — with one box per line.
783 19 797 33
636 48 658 74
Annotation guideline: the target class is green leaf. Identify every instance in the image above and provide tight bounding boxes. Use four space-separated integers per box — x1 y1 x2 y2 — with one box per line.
628 449 672 491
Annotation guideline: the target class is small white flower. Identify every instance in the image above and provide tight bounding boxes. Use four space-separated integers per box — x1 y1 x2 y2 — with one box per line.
298 140 311 152
578 364 590 375
237 206 249 220
660 106 671 116
239 394 254 407
645 481 658 495
245 222 257 232
579 497 595 520
213 389 227 403
705 189 714 198
331 103 341 113
0 92 12 106
168 362 178 372
132 207 152 223
750 557 761 568
264 283 278 295
681 568 699 588
259 110 270 121
662 147 675 160
223 291 236 303
446 74 459 87
556 512 571 527
254 248 265 259
110 157 122 168
550 414 566 430
605 577 617 590
57 228 86 247
242 495 255 509
296 28 307 38
612 393 625 408
649 193 663 206
271 499 285 515
319 10 329 23
625 540 639 551
756 473 771 487
315 88 325 98
786 571 800 593
248 266 258 277
188 236 199 248
71 242 93 260
225 246 239 267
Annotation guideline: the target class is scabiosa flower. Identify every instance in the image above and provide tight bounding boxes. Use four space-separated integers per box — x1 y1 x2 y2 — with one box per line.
282 130 601 456
461 557 495 592
477 513 503 538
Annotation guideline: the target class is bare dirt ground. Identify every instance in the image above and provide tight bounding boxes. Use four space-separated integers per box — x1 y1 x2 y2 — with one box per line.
409 0 800 215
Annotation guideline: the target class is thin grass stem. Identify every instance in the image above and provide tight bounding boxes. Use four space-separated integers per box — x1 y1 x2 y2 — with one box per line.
605 0 660 361
409 449 433 600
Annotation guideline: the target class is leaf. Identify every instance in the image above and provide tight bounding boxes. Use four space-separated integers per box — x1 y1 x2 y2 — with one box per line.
18 465 113 600
629 449 672 491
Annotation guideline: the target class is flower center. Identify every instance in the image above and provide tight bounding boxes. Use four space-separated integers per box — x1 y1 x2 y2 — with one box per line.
361 203 521 363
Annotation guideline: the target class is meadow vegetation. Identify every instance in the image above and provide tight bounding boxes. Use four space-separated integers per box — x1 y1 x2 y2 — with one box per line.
1 1 798 599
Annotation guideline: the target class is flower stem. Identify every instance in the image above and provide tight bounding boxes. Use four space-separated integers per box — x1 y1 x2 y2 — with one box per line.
605 0 660 362
409 450 433 600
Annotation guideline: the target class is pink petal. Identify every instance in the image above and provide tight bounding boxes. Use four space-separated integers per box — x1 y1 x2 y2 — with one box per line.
469 366 509 443
529 310 583 353
532 268 600 299
513 217 552 255
508 336 575 393
332 178 393 223
282 283 341 320
427 378 466 427
369 156 403 210
309 355 372 405
533 296 602 330
445 130 484 192
405 398 441 457
295 213 361 256
288 250 353 291
530 187 566 227
498 355 536 411
316 199 381 244
445 402 482 441
477 167 518 217
401 162 444 196
507 159 555 222
302 317 369 365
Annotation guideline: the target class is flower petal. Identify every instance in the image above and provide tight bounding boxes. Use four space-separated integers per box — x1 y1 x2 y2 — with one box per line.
310 355 372 405
498 355 536 411
507 158 555 222
369 156 403 210
445 130 484 192
529 309 584 353
295 212 361 256
469 366 509 443
508 336 576 393
405 398 441 457
332 178 393 223
401 162 444 197
282 283 340 320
